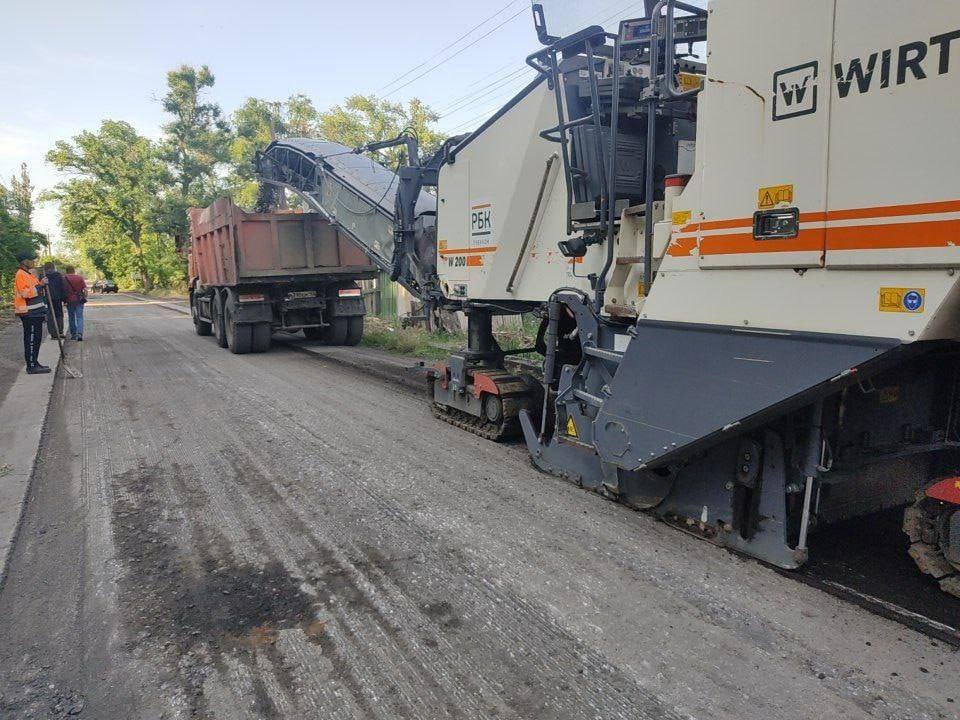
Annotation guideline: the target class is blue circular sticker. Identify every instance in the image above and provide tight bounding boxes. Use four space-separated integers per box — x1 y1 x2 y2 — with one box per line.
903 290 923 312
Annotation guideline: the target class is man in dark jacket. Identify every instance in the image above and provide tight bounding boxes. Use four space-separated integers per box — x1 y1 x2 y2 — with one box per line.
42 261 66 339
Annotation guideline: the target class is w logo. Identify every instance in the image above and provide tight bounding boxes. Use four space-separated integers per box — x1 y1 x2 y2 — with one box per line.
773 61 819 121
780 75 811 106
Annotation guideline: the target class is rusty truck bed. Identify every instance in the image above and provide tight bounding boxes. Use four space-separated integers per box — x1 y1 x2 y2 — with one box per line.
188 197 375 287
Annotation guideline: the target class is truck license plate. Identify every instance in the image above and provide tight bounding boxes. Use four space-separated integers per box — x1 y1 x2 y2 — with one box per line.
287 291 316 299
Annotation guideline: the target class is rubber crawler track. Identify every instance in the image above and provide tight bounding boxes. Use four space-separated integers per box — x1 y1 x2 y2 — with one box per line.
428 378 534 441
903 488 960 599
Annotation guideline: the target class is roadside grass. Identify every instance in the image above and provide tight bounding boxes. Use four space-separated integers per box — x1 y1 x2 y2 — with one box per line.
361 315 541 361
130 288 188 302
361 318 461 360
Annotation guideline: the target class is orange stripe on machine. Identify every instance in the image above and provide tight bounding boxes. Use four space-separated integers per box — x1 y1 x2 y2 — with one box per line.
438 245 498 256
667 200 960 257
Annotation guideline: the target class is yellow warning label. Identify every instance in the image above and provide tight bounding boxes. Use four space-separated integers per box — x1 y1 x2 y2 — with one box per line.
758 184 794 209
565 416 578 438
672 210 692 227
678 73 703 92
878 386 900 404
879 287 925 313
438 239 448 252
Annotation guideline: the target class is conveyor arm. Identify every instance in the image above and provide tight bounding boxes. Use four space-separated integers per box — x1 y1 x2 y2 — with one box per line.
256 138 437 297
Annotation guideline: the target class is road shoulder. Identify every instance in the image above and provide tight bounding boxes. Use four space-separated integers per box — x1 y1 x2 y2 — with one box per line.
0 338 60 586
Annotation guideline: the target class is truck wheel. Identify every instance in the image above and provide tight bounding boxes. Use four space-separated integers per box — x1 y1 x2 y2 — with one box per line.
213 292 228 348
252 323 272 353
344 316 364 346
225 303 252 354
303 327 324 340
192 294 212 336
323 317 349 345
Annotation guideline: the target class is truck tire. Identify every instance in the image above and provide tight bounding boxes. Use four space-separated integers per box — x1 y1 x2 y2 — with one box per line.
213 292 228 348
344 316 364 346
192 294 212 336
251 323 272 353
225 302 252 354
323 317 350 345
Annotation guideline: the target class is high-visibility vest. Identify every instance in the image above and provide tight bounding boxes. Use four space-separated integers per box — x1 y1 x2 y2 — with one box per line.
13 268 44 316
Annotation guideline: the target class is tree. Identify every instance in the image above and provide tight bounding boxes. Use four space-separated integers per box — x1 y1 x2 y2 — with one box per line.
317 95 446 166
158 65 231 236
46 121 167 289
227 94 323 209
0 199 45 304
285 94 320 137
227 98 285 208
8 163 34 228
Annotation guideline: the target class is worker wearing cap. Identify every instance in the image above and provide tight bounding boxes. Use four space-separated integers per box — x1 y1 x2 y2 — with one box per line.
13 250 51 374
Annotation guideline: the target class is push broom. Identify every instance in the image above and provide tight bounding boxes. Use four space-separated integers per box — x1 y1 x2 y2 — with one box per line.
43 283 82 379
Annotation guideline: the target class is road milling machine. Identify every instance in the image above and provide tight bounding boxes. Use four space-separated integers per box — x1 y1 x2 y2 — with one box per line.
255 0 960 596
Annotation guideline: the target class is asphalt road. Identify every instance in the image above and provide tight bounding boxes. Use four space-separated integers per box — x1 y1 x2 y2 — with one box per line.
1 294 958 720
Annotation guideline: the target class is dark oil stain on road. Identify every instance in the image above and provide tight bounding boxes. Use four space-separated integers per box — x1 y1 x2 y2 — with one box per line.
110 463 320 718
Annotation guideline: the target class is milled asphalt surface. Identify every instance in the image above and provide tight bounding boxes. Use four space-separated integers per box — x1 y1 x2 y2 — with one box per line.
0 294 958 719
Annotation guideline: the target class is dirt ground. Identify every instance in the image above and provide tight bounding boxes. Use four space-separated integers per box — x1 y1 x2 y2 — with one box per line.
0 294 957 720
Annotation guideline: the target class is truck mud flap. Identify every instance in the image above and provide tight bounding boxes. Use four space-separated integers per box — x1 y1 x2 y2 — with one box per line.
594 321 902 470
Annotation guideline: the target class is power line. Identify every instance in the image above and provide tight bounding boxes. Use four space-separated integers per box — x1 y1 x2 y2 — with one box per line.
437 67 532 117
440 0 652 132
445 102 506 133
376 0 525 94
463 59 522 90
383 6 528 99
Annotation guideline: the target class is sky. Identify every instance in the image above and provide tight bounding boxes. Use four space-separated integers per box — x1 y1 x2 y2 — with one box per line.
0 0 657 247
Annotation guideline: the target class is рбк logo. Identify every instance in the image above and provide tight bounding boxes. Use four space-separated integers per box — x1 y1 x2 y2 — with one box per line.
773 61 819 121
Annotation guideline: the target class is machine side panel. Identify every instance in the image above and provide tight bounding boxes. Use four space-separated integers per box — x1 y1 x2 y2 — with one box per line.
643 0 960 343
825 1 960 269
696 0 834 270
592 321 898 469
436 82 598 302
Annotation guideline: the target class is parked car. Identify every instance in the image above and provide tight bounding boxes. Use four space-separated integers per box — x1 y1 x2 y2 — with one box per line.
93 279 118 293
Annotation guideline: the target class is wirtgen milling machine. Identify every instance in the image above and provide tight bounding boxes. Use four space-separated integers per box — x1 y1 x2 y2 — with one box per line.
255 1 960 595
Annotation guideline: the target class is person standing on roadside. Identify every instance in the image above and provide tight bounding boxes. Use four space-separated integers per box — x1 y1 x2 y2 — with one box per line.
42 261 67 340
13 250 51 374
63 265 87 341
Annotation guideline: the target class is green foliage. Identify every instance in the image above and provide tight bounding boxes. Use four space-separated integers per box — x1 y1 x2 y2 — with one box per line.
0 200 45 306
8 163 35 228
157 65 231 236
286 94 320 137
37 65 447 293
361 318 463 359
45 120 167 289
227 94 323 209
318 95 446 166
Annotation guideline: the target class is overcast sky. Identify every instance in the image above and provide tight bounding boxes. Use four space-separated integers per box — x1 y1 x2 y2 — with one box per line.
0 0 656 245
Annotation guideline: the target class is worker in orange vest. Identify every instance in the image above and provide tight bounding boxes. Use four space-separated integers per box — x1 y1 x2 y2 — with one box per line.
13 250 51 374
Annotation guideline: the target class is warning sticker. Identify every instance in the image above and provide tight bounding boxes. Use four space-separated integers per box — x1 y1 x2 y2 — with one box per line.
878 386 900 404
678 73 704 92
565 416 578 438
758 184 794 209
879 287 925 313
672 210 692 227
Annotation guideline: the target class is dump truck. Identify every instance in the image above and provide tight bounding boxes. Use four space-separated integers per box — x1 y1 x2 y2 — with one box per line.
255 0 960 597
187 197 376 354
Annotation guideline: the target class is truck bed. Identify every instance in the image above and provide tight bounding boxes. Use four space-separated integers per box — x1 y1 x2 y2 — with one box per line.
188 197 376 287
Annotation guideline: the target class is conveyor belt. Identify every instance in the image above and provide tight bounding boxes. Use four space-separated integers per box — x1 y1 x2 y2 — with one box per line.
257 138 436 292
